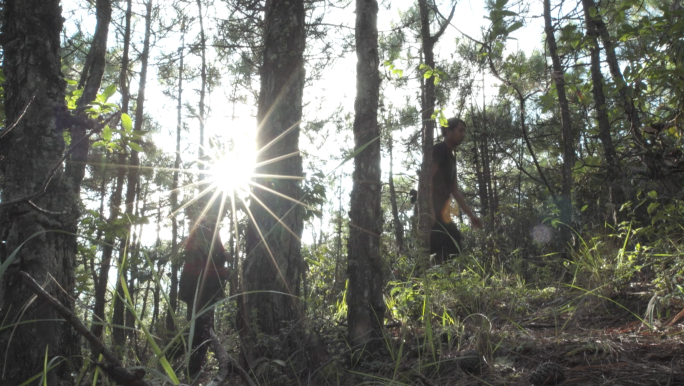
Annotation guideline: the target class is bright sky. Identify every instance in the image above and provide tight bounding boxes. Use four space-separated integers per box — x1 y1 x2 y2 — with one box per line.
62 0 546 248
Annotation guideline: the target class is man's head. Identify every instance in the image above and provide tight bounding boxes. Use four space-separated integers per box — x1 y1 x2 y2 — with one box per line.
441 117 466 148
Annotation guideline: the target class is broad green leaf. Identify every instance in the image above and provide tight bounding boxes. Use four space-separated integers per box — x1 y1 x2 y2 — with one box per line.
102 125 112 141
589 6 597 17
647 190 658 199
121 113 133 133
101 84 117 102
647 202 659 215
508 21 523 34
424 70 433 78
129 142 143 153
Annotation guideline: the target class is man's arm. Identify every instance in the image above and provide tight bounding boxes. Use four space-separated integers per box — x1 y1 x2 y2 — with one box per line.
451 178 484 229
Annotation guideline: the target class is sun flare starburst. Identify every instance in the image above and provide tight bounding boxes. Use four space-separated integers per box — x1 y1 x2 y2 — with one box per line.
206 151 255 196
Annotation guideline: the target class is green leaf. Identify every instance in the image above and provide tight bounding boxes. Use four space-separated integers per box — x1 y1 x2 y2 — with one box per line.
129 141 143 153
101 84 117 102
647 202 659 215
102 125 112 141
121 113 133 133
589 6 597 17
647 190 658 199
508 21 523 34
65 79 78 86
424 70 433 78
501 10 518 17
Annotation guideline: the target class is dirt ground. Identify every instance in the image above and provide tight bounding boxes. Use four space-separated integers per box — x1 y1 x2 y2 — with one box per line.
208 293 684 385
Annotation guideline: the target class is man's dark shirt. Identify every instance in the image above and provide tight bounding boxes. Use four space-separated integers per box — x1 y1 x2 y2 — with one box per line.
432 141 455 223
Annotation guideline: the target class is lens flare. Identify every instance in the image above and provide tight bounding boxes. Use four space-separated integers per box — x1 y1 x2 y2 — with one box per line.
207 151 254 197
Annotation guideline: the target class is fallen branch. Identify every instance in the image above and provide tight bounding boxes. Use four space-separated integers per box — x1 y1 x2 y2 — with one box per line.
207 329 256 386
19 272 149 386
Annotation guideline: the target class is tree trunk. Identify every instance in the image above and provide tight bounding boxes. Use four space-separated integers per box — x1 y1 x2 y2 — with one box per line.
67 0 112 193
581 0 618 178
581 0 624 223
415 0 455 247
472 126 489 217
388 138 404 253
583 0 644 145
347 0 385 353
544 0 575 248
113 0 151 350
91 0 132 341
237 0 306 366
0 1 80 384
388 135 404 255
167 25 185 333
415 0 437 248
196 0 207 175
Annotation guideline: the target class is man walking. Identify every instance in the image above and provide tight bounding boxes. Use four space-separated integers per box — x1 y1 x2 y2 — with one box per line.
430 118 483 263
179 214 229 376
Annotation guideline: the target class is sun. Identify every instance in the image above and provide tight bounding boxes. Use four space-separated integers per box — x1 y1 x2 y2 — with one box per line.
207 149 255 197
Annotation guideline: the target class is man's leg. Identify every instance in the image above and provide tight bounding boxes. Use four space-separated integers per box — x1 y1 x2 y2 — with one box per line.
442 222 462 259
189 309 214 375
430 221 453 264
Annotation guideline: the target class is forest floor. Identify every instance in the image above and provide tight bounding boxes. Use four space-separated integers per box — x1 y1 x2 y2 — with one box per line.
207 281 684 385
338 290 684 385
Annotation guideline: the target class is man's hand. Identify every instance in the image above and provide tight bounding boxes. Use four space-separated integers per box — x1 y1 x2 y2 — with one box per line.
469 215 484 229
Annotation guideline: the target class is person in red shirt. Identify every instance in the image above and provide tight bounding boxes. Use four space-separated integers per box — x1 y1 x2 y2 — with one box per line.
178 215 229 376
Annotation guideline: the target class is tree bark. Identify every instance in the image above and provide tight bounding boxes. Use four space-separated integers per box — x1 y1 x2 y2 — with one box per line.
0 1 80 384
583 0 644 145
544 0 575 247
237 0 306 366
415 0 455 247
347 0 385 353
113 0 151 350
473 134 489 217
66 0 112 194
581 0 618 178
167 24 185 333
196 0 207 176
388 137 404 253
91 0 132 341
